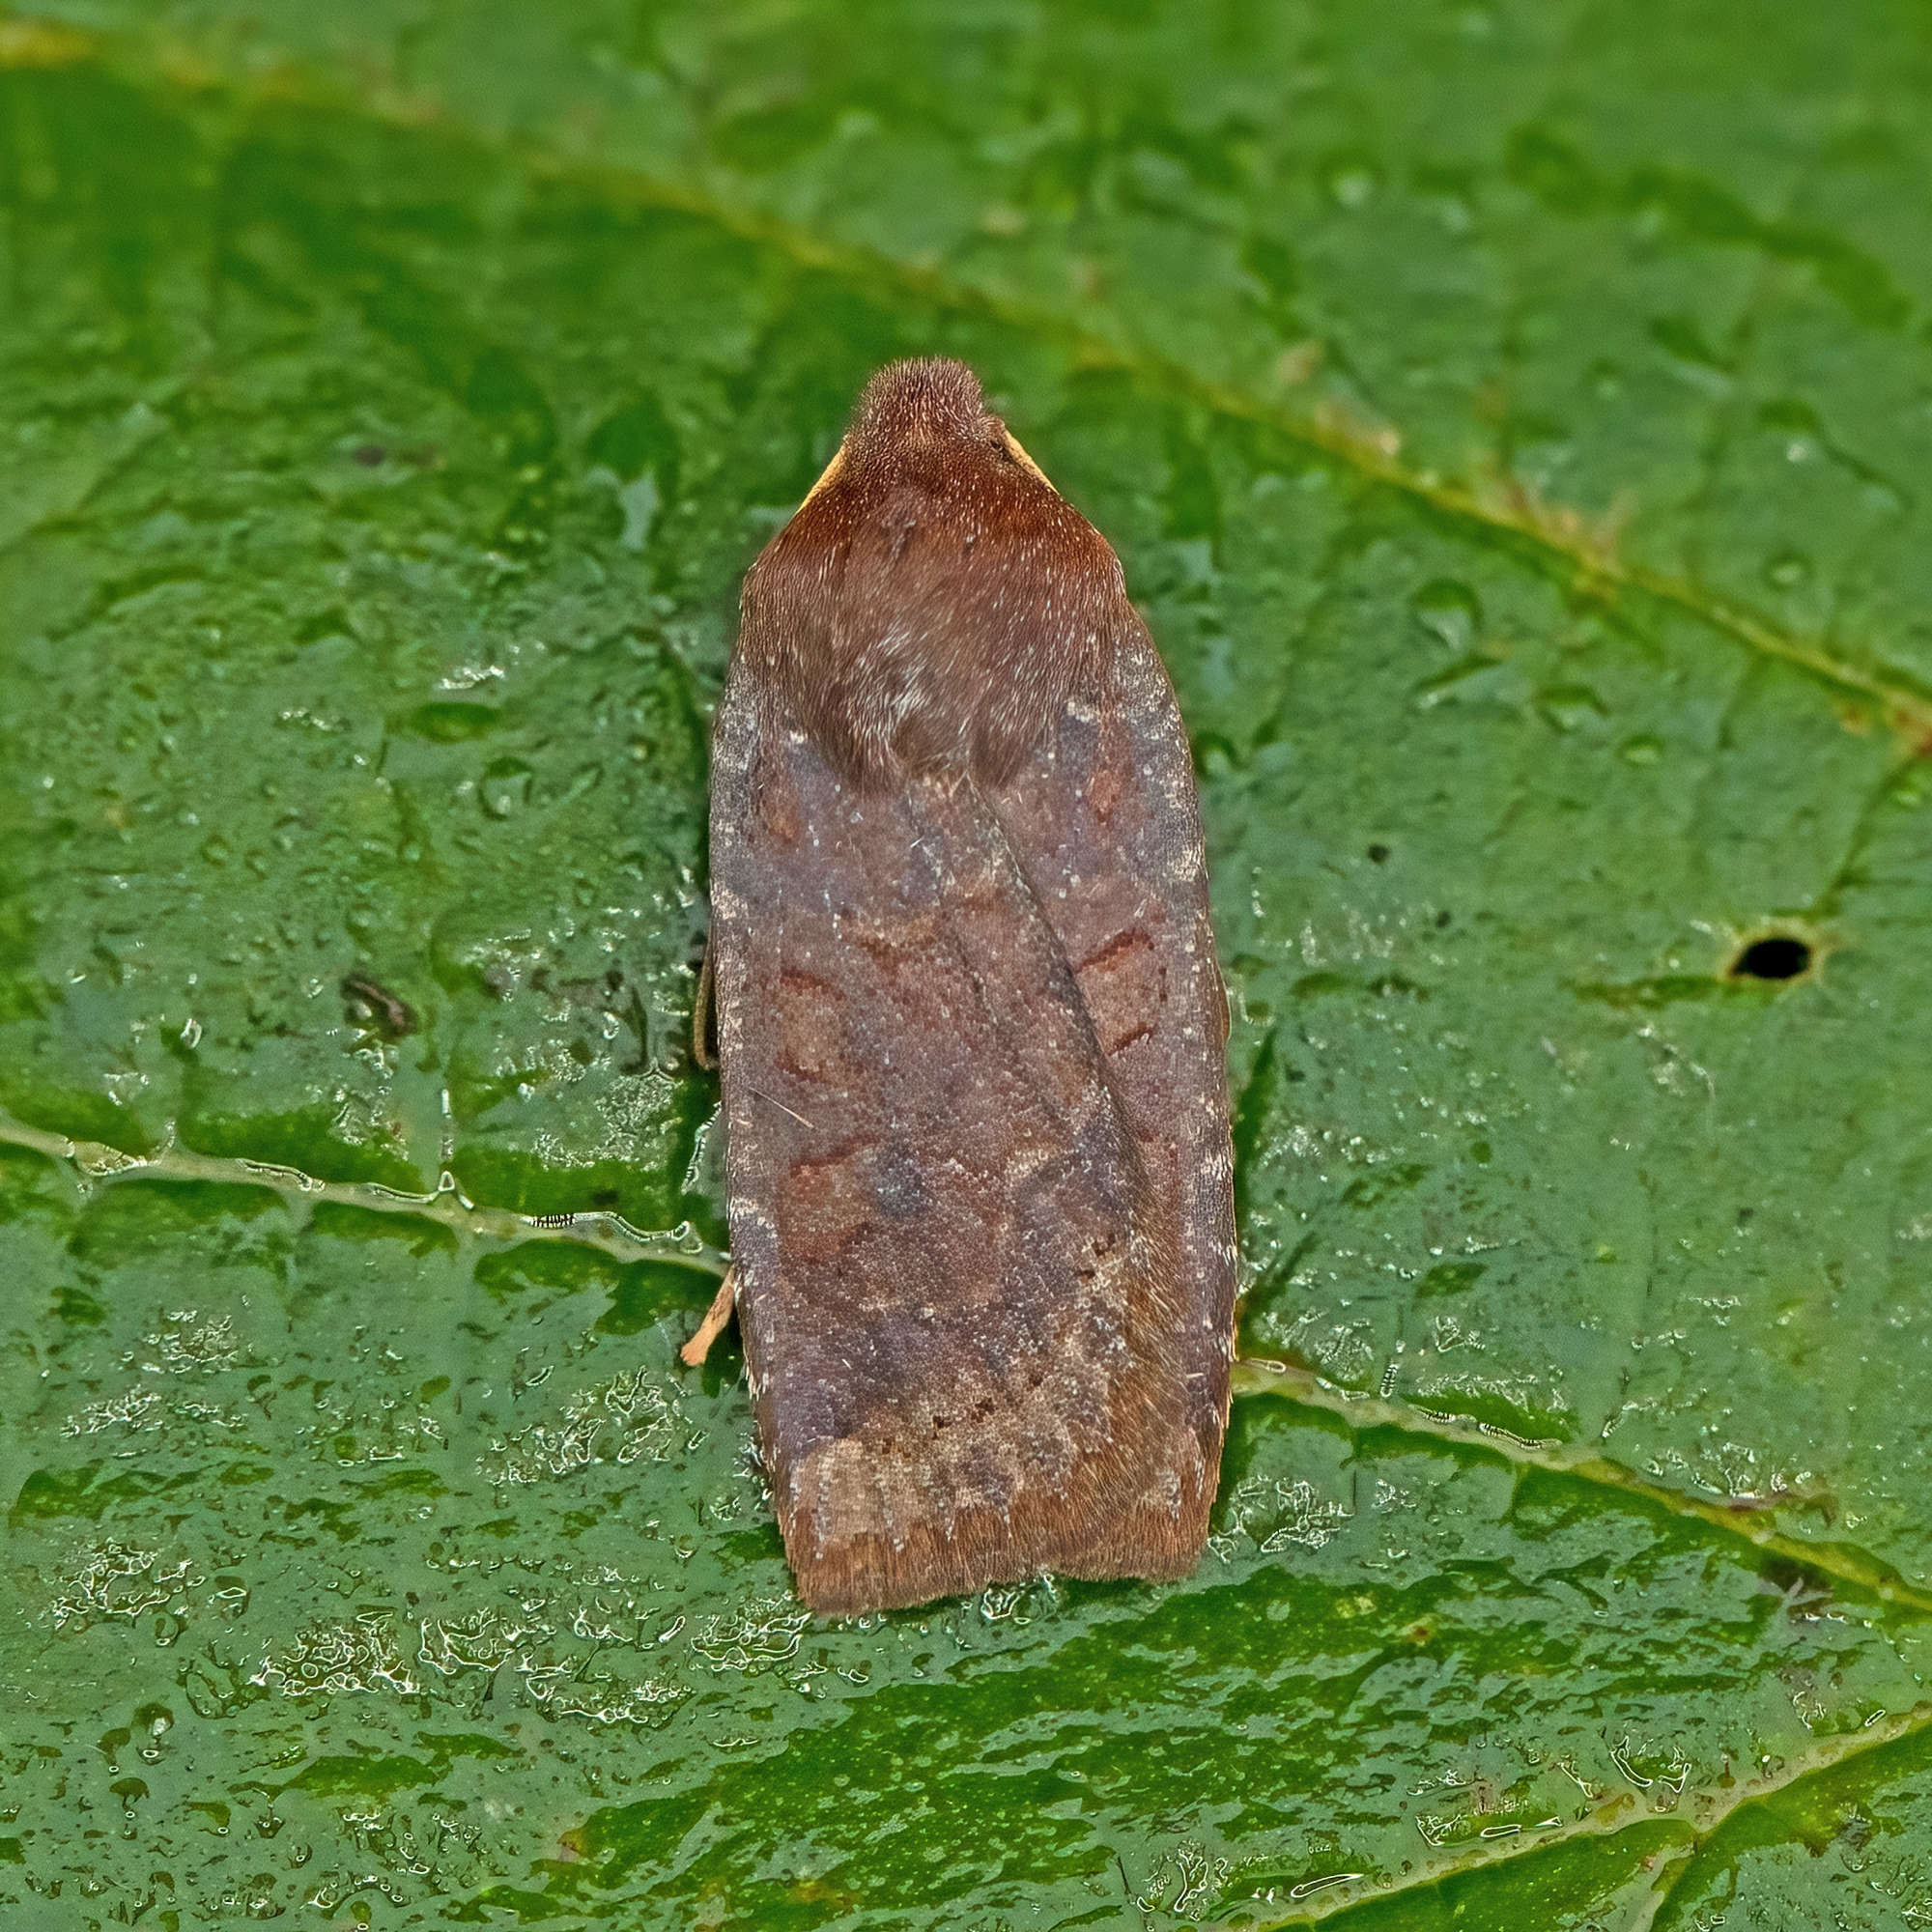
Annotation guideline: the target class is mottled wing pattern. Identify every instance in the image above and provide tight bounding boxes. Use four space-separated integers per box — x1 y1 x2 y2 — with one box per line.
990 616 1237 1492
709 659 1215 1613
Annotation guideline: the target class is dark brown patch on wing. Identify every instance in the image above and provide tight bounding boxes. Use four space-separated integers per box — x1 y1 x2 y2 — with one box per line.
1085 760 1123 823
849 909 979 1037
778 1139 875 1265
776 969 855 1085
1075 928 1165 1055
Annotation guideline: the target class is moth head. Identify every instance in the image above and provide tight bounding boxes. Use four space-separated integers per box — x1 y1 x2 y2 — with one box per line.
748 357 1126 789
801 357 1060 505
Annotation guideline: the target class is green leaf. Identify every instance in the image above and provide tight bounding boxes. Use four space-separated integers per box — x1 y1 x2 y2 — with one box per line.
2 6 1930 1926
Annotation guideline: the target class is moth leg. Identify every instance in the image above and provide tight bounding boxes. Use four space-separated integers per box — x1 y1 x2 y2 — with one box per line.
691 936 717 1070
679 1265 738 1367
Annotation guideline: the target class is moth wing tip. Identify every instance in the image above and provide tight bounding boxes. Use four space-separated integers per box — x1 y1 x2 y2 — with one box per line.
778 1443 1217 1616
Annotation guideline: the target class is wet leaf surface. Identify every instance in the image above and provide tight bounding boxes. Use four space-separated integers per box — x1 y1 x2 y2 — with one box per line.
2 6 1930 1926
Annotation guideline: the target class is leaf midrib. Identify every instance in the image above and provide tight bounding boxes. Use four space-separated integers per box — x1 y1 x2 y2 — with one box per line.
6 1112 1924 1625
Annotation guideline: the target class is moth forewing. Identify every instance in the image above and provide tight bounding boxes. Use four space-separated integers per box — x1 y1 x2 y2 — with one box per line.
705 357 1236 1614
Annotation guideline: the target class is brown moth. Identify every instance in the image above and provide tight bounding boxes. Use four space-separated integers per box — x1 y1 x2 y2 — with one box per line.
697 358 1236 1614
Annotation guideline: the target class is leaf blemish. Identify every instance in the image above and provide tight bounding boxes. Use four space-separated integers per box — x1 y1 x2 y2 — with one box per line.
1727 934 1813 982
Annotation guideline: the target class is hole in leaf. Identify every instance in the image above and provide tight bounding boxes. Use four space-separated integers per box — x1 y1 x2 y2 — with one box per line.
1729 935 1811 981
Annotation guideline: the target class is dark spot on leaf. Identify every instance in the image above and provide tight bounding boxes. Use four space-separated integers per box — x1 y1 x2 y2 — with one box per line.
1367 843 1390 864
1729 935 1811 981
341 971 416 1040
